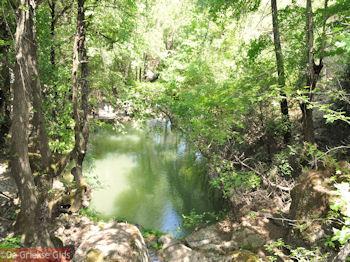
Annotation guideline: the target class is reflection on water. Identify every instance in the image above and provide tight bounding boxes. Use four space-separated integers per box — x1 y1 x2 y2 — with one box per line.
84 120 221 237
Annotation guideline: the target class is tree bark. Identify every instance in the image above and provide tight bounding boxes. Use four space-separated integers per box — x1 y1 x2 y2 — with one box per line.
11 0 53 247
49 0 56 67
271 0 291 144
72 0 90 190
300 0 328 143
301 0 316 143
0 21 11 145
29 2 52 169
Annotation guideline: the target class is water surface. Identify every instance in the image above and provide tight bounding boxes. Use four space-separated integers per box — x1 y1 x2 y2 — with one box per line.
84 120 221 237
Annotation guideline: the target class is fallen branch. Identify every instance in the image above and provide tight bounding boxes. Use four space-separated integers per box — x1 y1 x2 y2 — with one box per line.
0 191 13 201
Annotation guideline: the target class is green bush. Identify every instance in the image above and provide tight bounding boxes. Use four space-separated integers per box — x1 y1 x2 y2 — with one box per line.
182 209 226 229
210 164 261 198
0 236 21 248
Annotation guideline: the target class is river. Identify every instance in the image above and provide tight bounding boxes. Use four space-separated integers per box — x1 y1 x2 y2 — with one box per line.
84 120 222 237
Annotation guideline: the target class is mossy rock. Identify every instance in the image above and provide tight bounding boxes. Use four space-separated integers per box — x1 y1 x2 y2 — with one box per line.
229 250 260 262
85 249 104 262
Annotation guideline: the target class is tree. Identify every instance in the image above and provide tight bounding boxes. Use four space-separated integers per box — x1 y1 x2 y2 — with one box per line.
10 0 53 247
71 0 90 193
47 0 71 67
0 12 12 146
300 0 328 143
271 0 290 144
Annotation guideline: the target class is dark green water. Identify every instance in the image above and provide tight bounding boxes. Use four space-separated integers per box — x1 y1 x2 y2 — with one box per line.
84 120 221 237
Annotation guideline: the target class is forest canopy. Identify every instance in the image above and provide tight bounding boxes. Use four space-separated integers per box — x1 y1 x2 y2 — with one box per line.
0 0 350 260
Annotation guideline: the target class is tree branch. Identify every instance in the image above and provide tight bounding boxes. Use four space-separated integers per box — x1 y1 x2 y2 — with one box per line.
53 4 71 25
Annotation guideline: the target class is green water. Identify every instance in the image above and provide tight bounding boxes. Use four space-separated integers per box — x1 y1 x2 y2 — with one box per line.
84 120 222 237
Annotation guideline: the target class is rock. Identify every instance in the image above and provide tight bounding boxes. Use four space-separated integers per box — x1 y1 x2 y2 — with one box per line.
86 249 104 262
184 222 265 254
158 234 174 248
185 223 232 253
71 221 149 262
158 242 203 262
158 241 261 262
229 250 260 262
231 227 265 251
157 222 262 262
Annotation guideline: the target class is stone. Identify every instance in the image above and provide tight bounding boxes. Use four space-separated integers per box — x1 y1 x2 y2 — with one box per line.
158 242 209 262
158 234 174 248
229 250 260 262
72 221 149 262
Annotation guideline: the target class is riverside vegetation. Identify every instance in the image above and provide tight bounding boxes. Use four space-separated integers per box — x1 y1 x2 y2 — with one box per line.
0 0 350 261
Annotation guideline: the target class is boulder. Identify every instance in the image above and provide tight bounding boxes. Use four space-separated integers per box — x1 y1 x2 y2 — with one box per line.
158 223 262 262
71 221 149 262
158 241 209 262
229 250 261 262
185 221 266 254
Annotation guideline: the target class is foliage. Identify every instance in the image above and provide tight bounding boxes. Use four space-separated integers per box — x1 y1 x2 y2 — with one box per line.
79 207 128 223
210 162 261 198
326 168 350 248
265 238 328 262
2 0 350 254
182 209 226 229
141 228 165 239
78 207 105 222
271 147 297 177
0 236 21 248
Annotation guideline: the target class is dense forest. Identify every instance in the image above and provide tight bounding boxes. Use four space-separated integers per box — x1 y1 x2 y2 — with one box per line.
0 0 350 261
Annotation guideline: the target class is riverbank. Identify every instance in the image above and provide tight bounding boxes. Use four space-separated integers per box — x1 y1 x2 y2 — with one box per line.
2 153 349 261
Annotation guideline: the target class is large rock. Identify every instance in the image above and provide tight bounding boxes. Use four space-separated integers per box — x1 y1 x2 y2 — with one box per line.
184 220 268 254
73 221 149 262
158 223 262 262
185 223 238 254
289 162 350 245
158 236 260 262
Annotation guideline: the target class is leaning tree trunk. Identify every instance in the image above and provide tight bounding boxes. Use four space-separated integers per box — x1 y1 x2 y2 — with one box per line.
271 0 291 144
11 0 53 247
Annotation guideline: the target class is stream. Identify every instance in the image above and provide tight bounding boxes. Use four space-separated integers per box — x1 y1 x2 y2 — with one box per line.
84 120 222 237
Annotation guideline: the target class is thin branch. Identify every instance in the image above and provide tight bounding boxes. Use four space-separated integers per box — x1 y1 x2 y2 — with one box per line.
7 0 17 10
53 4 71 25
91 26 116 43
233 155 294 191
0 191 14 201
319 0 328 63
311 145 350 167
47 0 53 9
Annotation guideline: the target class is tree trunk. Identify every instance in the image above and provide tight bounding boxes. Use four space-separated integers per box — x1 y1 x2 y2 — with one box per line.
271 0 291 144
301 0 316 143
300 0 327 143
11 0 53 247
50 0 56 67
0 21 11 145
29 2 52 169
72 0 90 190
